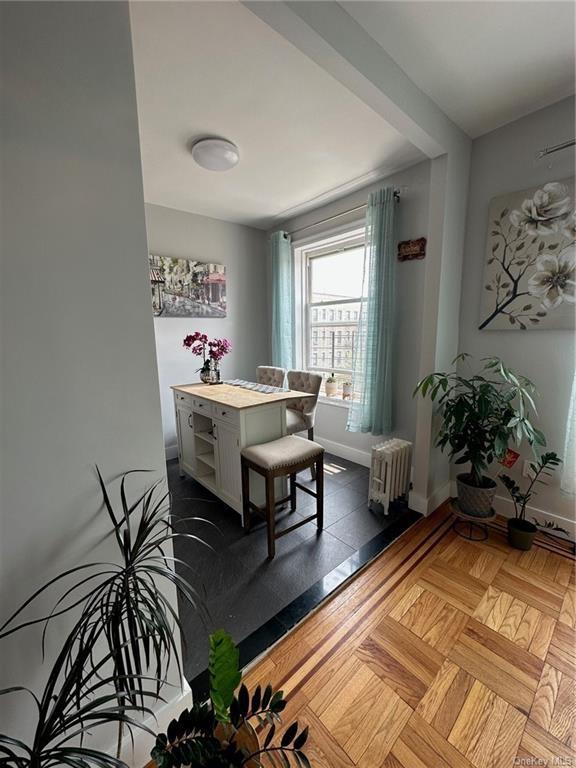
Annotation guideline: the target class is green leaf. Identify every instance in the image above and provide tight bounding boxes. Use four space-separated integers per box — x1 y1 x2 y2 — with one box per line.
209 630 241 723
262 684 273 709
167 719 179 744
238 683 249 717
251 685 261 713
532 428 547 446
264 723 276 750
293 726 309 750
281 722 299 748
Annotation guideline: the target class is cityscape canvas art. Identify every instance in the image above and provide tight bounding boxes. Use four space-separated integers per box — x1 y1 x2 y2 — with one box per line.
149 255 226 318
479 178 575 330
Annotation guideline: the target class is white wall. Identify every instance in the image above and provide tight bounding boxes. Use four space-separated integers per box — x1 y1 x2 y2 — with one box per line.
279 160 431 465
0 0 172 745
145 204 268 456
459 96 576 531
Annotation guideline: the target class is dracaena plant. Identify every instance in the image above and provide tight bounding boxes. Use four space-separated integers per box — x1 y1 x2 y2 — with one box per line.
152 630 310 768
0 468 214 766
0 622 159 768
414 354 545 487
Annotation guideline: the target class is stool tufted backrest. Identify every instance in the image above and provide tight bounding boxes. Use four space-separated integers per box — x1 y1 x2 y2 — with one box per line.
256 365 286 388
287 370 322 418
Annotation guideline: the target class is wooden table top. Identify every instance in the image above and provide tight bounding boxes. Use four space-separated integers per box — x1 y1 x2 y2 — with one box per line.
171 382 313 410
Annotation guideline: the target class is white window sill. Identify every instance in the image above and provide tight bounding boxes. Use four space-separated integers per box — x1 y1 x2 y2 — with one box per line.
317 395 351 409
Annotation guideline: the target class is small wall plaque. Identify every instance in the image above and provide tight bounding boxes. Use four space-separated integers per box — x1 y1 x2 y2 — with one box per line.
398 237 426 261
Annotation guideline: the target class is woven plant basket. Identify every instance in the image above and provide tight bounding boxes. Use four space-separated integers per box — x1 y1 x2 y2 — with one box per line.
456 474 497 518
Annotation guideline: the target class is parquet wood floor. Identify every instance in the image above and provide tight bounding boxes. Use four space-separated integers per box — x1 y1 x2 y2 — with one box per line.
242 503 576 767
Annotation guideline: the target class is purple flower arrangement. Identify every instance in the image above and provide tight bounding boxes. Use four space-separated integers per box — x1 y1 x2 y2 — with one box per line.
183 332 232 376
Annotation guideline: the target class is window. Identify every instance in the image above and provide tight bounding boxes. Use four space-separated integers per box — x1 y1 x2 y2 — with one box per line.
296 228 365 399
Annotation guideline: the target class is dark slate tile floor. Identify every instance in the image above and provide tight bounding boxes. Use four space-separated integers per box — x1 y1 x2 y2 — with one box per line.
167 454 417 684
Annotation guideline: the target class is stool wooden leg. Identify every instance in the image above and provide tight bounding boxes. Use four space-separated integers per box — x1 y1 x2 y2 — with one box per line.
241 459 251 532
316 455 324 530
308 428 316 480
290 473 296 512
266 473 276 559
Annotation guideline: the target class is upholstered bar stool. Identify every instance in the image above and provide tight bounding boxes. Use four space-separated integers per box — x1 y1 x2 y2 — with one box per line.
256 365 286 388
285 370 322 441
241 435 324 559
286 370 322 479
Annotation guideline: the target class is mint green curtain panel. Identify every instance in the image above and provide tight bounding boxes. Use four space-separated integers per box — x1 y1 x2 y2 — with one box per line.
270 231 295 369
347 187 397 434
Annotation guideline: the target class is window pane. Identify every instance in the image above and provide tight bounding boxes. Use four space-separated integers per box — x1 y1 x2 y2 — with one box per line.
308 301 360 374
302 231 365 400
310 247 364 303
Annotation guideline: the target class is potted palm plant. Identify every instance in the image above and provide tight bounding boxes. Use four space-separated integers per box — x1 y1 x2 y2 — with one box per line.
414 354 545 517
499 451 565 550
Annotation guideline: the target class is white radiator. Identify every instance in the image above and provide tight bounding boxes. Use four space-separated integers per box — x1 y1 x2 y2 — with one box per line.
369 439 412 512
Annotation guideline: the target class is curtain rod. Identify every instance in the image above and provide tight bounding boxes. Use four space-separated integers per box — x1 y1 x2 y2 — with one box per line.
285 188 400 238
536 138 575 159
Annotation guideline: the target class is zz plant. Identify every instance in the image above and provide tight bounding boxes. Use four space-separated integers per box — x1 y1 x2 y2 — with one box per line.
499 451 563 523
152 630 310 768
499 451 568 550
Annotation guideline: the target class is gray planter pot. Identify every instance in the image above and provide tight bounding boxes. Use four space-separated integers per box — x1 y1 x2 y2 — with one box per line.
507 518 537 551
456 473 497 518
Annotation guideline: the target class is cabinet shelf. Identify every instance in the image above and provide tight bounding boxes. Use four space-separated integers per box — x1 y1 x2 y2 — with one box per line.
197 451 216 470
195 430 215 446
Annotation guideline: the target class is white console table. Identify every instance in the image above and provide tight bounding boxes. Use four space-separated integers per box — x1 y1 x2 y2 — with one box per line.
171 383 311 515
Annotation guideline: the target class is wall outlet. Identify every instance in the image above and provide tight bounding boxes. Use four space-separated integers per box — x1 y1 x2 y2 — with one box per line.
523 459 535 479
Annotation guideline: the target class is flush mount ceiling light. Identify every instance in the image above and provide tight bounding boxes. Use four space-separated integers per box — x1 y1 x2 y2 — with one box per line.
191 138 239 172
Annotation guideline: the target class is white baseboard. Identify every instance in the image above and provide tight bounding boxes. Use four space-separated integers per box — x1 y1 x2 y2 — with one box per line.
449 480 575 539
165 443 179 461
313 435 371 468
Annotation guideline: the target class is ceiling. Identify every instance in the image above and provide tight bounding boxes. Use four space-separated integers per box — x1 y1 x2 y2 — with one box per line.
343 1 575 139
130 1 424 230
131 1 575 229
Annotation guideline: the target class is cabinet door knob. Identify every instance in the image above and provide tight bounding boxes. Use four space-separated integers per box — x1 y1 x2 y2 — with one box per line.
187 414 193 428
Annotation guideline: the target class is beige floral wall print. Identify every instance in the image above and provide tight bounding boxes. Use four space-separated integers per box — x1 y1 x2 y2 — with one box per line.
479 178 575 330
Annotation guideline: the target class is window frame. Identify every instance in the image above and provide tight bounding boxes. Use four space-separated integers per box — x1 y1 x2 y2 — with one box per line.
293 225 366 397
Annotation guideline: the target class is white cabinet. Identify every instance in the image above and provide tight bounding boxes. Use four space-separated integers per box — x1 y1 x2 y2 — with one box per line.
213 419 242 509
175 400 195 477
173 388 287 516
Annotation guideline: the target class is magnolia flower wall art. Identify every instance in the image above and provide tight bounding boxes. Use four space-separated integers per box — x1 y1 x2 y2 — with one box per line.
479 178 575 330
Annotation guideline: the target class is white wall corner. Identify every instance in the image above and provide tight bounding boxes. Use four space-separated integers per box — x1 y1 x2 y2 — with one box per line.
409 480 451 517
